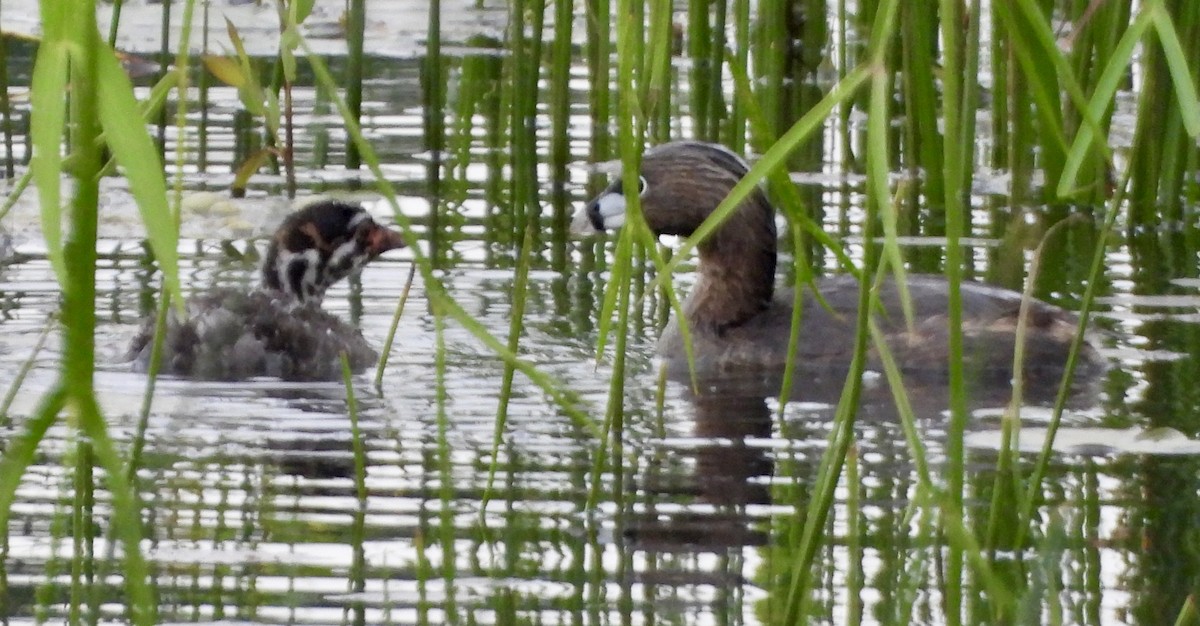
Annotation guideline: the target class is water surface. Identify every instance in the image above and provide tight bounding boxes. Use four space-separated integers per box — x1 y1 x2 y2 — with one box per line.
3 3 1200 625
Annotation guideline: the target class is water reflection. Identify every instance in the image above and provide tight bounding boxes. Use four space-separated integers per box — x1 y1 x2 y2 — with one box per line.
629 378 774 553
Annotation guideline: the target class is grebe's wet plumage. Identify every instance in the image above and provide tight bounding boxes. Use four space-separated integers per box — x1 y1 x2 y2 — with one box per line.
127 201 405 381
577 141 1101 382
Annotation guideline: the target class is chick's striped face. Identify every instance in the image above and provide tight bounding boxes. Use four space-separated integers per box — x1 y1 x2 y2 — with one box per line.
263 202 405 303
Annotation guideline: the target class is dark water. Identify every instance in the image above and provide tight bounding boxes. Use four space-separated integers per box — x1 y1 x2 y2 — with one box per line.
4 3 1200 626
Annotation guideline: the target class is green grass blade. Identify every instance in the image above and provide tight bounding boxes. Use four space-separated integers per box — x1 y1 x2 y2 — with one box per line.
1057 9 1149 195
373 263 417 390
29 38 69 287
0 386 67 525
783 6 899 622
76 395 156 624
1149 4 1200 137
95 42 182 311
659 64 872 281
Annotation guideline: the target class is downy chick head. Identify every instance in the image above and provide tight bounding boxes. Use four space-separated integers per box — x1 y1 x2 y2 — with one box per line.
262 201 406 304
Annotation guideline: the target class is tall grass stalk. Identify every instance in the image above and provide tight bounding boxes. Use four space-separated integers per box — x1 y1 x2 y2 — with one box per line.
727 0 748 151
585 0 612 160
846 444 862 625
546 2 574 270
155 0 170 149
0 22 13 179
939 0 969 621
687 0 720 140
509 0 545 235
69 441 95 624
0 172 32 223
0 0 184 620
344 0 366 170
482 224 535 516
105 0 123 46
1126 1 1200 217
373 263 417 390
341 356 368 626
122 0 195 563
900 3 944 211
1015 150 1128 555
585 227 633 512
197 2 211 172
590 0 649 527
433 310 460 622
547 0 573 195
783 2 897 621
645 0 673 141
0 314 54 428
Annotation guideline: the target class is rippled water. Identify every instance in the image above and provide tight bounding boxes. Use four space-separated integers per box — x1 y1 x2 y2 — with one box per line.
5 3 1200 625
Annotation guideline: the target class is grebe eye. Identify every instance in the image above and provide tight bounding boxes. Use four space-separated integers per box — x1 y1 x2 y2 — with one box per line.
638 176 648 196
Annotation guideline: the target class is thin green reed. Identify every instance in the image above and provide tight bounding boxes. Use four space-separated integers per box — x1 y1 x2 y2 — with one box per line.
0 24 13 179
156 0 171 149
106 0 123 46
645 0 673 142
70 441 96 625
0 315 55 430
591 0 646 514
509 0 546 235
1063 0 1128 204
198 2 211 172
984 0 1131 259
1058 2 1195 197
1127 2 1200 221
108 0 194 594
344 0 366 170
481 224 535 518
754 0 785 140
433 309 461 624
687 0 716 140
778 10 897 623
10 9 124 626
728 0 749 152
863 258 997 618
598 0 696 391
547 0 574 190
546 0 575 270
846 445 863 625
983 218 1081 564
708 0 728 141
424 0 446 263
797 0 831 162
958 0 982 211
586 0 613 161
374 263 417 389
123 7 196 589
275 0 322 199
899 2 944 216
582 0 679 557
939 0 971 619
996 1 1114 206
340 356 368 626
